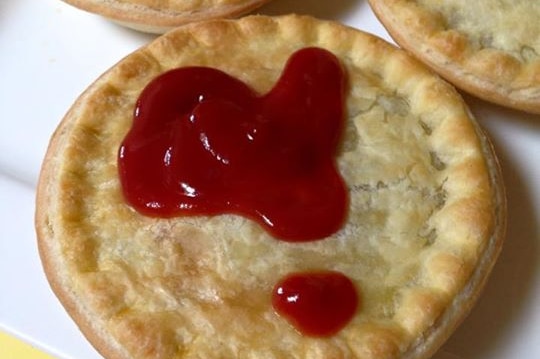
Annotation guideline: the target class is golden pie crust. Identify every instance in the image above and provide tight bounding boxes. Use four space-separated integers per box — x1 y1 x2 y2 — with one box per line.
368 0 540 114
36 15 506 359
60 0 271 33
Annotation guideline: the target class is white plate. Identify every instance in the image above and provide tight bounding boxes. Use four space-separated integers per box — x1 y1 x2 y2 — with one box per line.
1 1 539 358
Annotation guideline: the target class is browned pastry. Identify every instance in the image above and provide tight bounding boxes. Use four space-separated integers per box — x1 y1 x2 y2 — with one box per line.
61 0 272 33
368 0 540 114
36 15 506 359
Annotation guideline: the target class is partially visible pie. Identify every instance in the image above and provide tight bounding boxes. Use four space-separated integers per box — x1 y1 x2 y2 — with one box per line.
36 15 506 359
60 0 272 33
368 0 540 114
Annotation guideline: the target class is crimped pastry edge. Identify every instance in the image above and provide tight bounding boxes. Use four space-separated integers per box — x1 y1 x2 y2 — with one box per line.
367 0 540 115
36 14 506 359
402 119 506 359
36 75 132 359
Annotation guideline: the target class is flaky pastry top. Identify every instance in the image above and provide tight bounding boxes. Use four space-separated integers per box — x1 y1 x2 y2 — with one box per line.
368 0 540 114
36 15 505 359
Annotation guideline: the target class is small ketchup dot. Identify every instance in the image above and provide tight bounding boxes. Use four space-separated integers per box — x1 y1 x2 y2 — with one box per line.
272 271 359 337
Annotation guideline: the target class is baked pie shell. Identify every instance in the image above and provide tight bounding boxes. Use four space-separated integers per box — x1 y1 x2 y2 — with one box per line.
36 15 506 359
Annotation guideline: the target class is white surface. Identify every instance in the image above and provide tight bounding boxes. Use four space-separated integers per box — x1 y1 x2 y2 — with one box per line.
0 1 538 358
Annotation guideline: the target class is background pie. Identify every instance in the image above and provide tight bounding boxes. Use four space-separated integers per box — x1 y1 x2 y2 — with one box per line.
368 0 540 114
60 0 272 33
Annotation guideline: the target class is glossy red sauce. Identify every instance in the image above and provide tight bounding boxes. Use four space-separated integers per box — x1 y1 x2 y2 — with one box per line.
118 47 347 242
272 271 359 337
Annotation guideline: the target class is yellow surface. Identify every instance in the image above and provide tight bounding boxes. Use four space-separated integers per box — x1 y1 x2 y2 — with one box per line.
0 330 55 359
